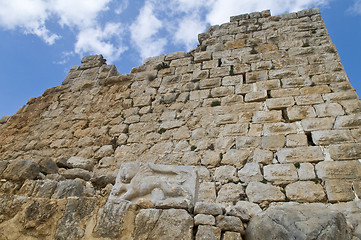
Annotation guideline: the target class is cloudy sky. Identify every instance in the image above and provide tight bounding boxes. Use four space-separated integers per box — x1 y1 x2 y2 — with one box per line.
0 0 361 117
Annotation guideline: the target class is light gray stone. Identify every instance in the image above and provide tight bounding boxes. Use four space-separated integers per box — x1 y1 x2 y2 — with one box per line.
196 225 221 240
2 160 40 181
216 215 243 232
194 214 216 226
297 163 316 180
217 183 245 204
194 202 223 216
252 148 273 164
52 179 85 199
198 182 217 203
245 203 352 240
246 182 285 203
285 181 326 202
226 201 262 221
315 161 361 180
135 209 162 240
67 157 94 171
62 168 92 181
214 166 238 183
237 163 263 183
263 164 298 184
223 231 242 240
277 146 324 163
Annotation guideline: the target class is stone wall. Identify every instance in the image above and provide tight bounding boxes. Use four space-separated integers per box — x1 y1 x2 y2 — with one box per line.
0 8 360 240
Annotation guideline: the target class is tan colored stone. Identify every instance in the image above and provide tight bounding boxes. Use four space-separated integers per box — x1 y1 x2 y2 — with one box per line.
315 160 361 179
262 135 285 150
245 90 267 102
286 134 308 147
266 97 295 110
286 105 316 121
277 146 324 163
311 130 353 145
285 181 326 202
246 182 285 203
263 164 298 184
252 111 282 123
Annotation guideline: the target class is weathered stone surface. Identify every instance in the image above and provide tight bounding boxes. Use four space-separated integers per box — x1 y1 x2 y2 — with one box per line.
285 181 326 202
277 146 324 163
198 182 217 203
109 162 198 209
315 161 361 179
67 157 94 171
263 164 298 184
62 168 92 181
214 166 238 183
252 148 273 164
195 202 223 216
52 179 85 199
312 130 354 145
324 180 355 202
237 163 263 183
196 225 221 240
297 163 316 180
245 203 352 240
38 158 58 174
246 182 285 203
328 143 361 160
216 215 243 232
217 183 245 204
194 214 216 225
226 201 262 221
55 197 96 240
223 231 242 240
134 209 162 240
2 160 40 181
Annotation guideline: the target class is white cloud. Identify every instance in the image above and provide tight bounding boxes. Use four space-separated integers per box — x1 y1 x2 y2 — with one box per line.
206 0 332 25
115 0 129 14
130 1 166 60
0 0 60 44
75 22 127 63
174 17 206 50
347 0 361 15
50 0 110 28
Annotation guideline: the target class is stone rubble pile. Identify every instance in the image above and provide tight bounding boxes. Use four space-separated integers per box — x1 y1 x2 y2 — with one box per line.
0 7 360 240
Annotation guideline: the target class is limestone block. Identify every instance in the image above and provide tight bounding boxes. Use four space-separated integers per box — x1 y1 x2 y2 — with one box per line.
245 90 267 102
285 181 326 202
80 55 104 69
262 135 285 150
201 151 220 167
216 215 243 232
190 90 210 100
210 67 231 78
134 209 161 240
194 51 212 62
221 149 250 168
170 57 192 67
301 117 335 131
62 168 92 181
269 69 297 79
198 182 217 203
223 231 242 240
263 122 298 136
286 133 308 147
263 164 298 184
314 103 345 117
340 100 361 114
216 114 238 125
226 200 262 221
67 156 94 171
245 203 352 240
94 145 114 160
277 146 324 163
221 95 244 105
311 130 353 145
193 69 210 80
323 91 358 102
297 163 316 180
165 51 186 60
196 225 221 240
334 114 361 129
238 163 263 183
194 214 216 225
55 197 97 240
324 180 355 202
253 148 274 164
217 183 245 204
194 202 223 216
328 143 361 160
182 151 200 165
266 97 295 110
315 160 361 180
200 78 221 89
211 86 234 97
252 110 282 123
270 88 300 98
223 123 248 136
246 182 285 203
52 179 85 199
214 166 238 183
109 162 198 210
245 71 268 83
300 85 331 95
38 158 58 174
222 75 242 86
203 60 219 69
2 160 40 181
236 136 261 148
0 115 11 124
287 105 316 121
160 120 184 129
295 94 324 105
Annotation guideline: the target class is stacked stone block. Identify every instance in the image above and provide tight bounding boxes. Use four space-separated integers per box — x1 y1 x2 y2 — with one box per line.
0 7 360 239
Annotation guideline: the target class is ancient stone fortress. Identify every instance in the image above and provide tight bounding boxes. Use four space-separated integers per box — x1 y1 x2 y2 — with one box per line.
0 7 360 240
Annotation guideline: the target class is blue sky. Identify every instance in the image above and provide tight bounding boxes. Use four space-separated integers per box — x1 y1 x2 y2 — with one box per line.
0 0 361 118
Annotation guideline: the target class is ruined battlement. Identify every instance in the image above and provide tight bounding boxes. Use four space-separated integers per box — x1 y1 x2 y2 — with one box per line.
0 8 360 240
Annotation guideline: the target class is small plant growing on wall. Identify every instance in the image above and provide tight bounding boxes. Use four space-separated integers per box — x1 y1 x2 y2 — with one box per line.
211 100 221 107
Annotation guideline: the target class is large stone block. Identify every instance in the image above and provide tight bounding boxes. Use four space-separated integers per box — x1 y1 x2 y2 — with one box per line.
315 160 361 179
328 143 361 160
246 182 285 203
324 180 355 202
311 130 354 145
196 225 221 240
277 146 324 163
285 181 326 202
2 160 40 181
245 203 352 240
109 162 199 210
263 164 298 184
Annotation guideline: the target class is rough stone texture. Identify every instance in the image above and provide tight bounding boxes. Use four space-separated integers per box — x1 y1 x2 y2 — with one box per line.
0 7 360 240
245 203 353 240
196 225 221 240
